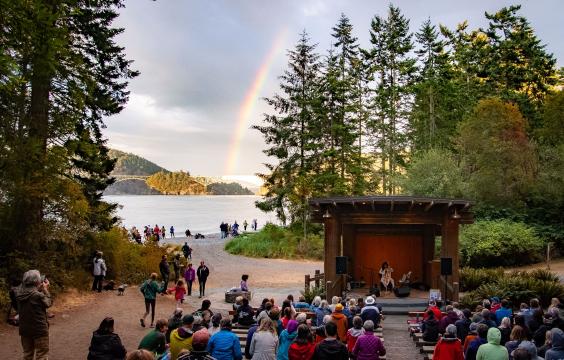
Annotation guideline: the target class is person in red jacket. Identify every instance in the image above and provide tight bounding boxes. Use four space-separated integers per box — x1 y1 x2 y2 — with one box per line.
424 300 443 321
434 324 464 360
289 324 315 360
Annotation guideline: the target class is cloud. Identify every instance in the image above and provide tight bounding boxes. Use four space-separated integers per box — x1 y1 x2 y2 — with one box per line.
302 0 328 17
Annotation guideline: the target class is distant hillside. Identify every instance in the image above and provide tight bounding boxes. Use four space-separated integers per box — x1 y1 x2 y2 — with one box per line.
104 179 162 195
146 171 206 195
109 149 168 176
207 182 254 195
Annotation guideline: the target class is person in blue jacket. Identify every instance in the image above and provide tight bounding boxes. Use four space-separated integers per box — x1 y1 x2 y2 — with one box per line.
495 299 513 326
207 318 242 360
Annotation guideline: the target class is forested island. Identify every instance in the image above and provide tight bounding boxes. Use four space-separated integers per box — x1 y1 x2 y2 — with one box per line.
104 150 254 195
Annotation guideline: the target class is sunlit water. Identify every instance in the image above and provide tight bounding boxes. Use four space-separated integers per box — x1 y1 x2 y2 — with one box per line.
104 195 276 235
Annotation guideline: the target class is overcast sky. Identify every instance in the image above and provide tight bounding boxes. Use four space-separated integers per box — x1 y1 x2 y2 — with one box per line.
103 0 564 177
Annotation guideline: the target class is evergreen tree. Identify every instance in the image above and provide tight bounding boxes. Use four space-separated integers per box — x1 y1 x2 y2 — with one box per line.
254 31 321 224
0 0 138 253
365 5 416 194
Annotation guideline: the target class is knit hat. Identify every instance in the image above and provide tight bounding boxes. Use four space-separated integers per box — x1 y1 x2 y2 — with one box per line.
192 329 210 346
287 320 299 333
335 304 344 311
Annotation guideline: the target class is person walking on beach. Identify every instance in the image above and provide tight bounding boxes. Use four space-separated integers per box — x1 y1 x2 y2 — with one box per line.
182 242 192 260
140 273 166 328
161 226 166 239
197 261 210 298
159 255 170 292
16 270 52 360
92 251 107 293
184 263 196 296
243 220 248 231
170 226 175 238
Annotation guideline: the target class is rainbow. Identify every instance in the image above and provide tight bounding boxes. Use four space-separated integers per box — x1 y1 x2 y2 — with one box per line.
224 28 288 175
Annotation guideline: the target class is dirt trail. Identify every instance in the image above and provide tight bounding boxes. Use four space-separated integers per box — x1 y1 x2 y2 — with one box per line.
0 234 322 359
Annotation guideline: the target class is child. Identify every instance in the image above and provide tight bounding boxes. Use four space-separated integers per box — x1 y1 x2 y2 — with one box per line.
168 279 187 308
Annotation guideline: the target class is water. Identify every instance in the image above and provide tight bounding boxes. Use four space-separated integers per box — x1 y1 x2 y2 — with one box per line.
104 195 276 234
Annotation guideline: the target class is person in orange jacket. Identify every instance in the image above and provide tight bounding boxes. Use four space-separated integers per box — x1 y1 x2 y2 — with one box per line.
331 304 349 343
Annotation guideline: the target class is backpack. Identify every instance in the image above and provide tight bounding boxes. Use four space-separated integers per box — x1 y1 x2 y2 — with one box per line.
140 280 152 297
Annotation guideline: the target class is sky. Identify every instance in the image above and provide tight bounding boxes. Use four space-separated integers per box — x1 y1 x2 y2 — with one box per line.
103 0 564 179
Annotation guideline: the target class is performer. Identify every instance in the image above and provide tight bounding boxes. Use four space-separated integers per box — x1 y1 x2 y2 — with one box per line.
379 261 395 292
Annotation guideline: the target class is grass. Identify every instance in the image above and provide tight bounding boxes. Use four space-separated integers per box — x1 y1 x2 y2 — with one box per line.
224 223 324 260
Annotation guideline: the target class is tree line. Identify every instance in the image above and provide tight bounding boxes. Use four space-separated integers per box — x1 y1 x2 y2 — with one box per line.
256 5 564 244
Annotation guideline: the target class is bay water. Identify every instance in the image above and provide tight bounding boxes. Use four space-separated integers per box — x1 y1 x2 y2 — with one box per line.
104 195 277 235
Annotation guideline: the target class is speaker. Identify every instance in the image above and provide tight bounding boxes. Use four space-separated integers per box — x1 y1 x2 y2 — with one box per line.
441 257 453 276
336 256 348 275
394 286 411 298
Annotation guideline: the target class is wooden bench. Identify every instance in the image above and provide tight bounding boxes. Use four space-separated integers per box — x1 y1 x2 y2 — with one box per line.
421 345 435 354
416 340 437 347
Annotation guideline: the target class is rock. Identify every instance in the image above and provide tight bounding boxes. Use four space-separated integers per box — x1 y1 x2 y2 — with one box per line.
225 290 252 303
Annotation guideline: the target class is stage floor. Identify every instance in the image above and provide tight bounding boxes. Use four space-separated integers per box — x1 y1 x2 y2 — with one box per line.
346 287 430 309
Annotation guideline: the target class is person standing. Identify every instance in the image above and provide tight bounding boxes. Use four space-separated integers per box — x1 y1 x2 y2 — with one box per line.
161 226 167 239
170 226 175 238
173 254 182 283
92 251 107 293
197 261 210 298
184 263 196 296
15 270 52 360
154 224 161 241
243 220 248 231
182 242 192 260
160 255 170 292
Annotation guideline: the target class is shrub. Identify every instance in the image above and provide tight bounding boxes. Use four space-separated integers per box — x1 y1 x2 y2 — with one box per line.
225 223 323 260
460 267 504 292
460 220 544 267
301 285 326 303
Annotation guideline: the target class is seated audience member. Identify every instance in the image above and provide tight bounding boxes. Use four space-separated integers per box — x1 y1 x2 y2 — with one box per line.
138 319 168 356
360 296 381 327
421 310 439 343
465 323 489 360
505 325 527 357
498 317 511 346
480 309 497 328
538 330 552 358
463 323 479 354
294 296 312 311
439 305 460 334
87 317 127 360
496 300 513 326
345 316 365 353
169 315 195 360
126 349 155 360
167 308 184 343
289 324 315 360
352 320 386 360
455 309 472 343
331 304 349 343
433 324 463 360
476 327 509 360
515 340 543 360
178 329 215 360
312 321 348 360
426 301 442 321
206 319 242 360
545 328 564 360
236 297 255 326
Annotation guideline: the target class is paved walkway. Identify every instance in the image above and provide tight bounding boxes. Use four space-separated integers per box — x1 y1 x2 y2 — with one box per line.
382 315 425 360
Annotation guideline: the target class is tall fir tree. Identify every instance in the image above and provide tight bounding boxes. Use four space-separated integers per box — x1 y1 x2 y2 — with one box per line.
365 5 416 195
254 31 321 224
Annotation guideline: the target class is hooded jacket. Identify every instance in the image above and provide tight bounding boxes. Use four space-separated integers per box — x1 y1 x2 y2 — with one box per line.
433 336 463 360
345 327 365 352
87 331 127 360
546 328 564 360
170 327 194 360
15 285 52 338
288 341 315 360
312 338 348 360
277 326 298 360
207 329 242 360
93 257 107 276
476 327 509 360
331 312 348 342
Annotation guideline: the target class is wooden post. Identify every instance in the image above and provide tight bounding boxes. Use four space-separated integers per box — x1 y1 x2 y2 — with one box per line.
441 212 460 301
305 274 310 292
324 213 340 300
315 270 320 288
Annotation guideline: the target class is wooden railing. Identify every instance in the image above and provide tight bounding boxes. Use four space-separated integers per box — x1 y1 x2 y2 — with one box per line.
305 270 324 291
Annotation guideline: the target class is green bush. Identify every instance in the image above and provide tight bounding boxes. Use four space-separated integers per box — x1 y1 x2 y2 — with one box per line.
224 223 324 260
460 220 544 267
459 267 564 309
301 285 326 303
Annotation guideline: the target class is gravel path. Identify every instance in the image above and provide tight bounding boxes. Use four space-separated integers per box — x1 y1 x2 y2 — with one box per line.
0 234 322 359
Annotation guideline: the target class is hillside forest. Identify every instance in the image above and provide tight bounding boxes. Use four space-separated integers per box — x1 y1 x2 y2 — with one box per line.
254 5 564 262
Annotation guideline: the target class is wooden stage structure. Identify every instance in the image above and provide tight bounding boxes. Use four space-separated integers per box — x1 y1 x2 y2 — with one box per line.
309 196 474 302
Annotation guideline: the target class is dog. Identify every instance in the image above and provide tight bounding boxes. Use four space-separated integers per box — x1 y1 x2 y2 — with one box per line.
194 233 205 239
117 284 127 296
